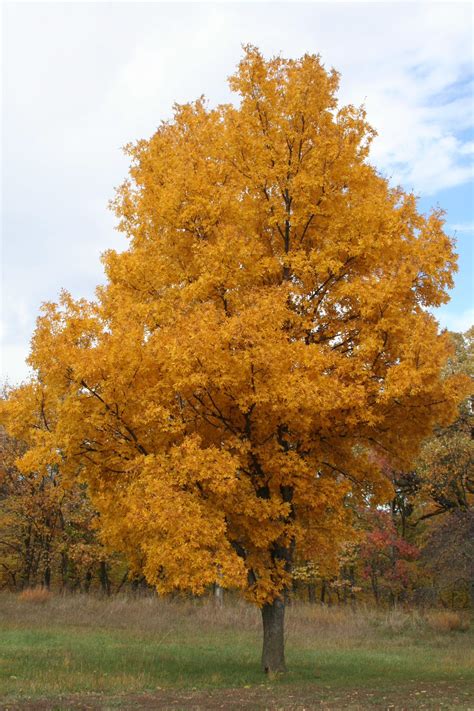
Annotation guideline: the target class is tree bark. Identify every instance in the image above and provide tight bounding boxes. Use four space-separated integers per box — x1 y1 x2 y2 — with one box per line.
43 564 51 590
261 596 287 673
320 578 326 604
61 552 69 592
213 583 224 607
84 568 92 593
99 560 111 595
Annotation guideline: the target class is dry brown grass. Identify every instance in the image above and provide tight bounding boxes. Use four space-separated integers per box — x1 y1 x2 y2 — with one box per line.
0 591 261 635
284 602 435 650
426 610 471 633
1 591 470 640
18 587 53 604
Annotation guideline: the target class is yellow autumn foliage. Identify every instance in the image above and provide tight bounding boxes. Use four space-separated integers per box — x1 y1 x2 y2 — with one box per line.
1 47 468 605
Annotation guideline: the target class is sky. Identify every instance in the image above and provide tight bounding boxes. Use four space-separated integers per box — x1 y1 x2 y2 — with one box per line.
2 1 473 385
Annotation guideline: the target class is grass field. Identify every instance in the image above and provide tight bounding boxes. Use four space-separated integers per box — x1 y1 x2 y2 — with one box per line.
0 593 473 710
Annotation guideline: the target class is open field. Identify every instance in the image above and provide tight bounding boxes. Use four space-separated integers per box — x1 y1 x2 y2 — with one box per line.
0 593 473 710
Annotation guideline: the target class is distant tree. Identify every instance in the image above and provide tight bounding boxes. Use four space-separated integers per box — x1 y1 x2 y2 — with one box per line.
0 388 117 592
1 47 467 672
359 510 420 605
423 509 474 608
390 328 473 525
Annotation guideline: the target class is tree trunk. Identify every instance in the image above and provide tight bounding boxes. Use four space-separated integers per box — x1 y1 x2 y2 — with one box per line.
213 583 224 607
61 552 69 592
349 565 356 609
99 560 111 596
43 564 51 590
84 568 92 593
371 573 380 605
116 570 129 594
261 596 286 673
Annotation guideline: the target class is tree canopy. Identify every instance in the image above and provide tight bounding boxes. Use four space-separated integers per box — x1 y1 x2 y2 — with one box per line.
0 46 468 672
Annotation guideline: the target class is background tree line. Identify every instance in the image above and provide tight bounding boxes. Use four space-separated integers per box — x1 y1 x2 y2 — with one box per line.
1 327 471 606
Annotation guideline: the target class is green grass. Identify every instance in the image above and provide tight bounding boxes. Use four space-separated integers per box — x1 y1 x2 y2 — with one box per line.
0 593 472 706
1 627 262 694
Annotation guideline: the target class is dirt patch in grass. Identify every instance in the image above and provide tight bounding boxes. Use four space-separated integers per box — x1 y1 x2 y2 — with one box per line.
2 681 473 710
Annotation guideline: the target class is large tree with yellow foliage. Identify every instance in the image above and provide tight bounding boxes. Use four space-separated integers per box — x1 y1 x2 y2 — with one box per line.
1 47 467 672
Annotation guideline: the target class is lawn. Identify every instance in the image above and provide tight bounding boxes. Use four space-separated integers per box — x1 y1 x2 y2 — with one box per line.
0 593 472 709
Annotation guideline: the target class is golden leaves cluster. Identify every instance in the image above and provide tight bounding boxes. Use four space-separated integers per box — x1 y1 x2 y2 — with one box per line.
1 47 468 604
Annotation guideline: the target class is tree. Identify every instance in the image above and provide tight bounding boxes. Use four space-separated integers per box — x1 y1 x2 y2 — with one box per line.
359 510 420 605
423 509 474 608
0 388 119 593
390 328 473 526
0 47 467 672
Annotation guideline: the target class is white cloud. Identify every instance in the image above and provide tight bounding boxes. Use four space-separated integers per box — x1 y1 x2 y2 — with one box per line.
435 307 474 333
0 344 34 388
448 223 474 233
